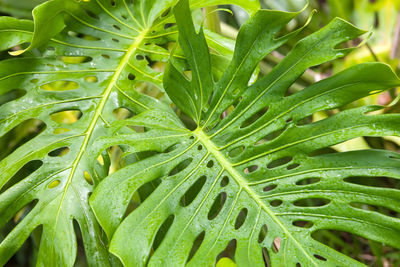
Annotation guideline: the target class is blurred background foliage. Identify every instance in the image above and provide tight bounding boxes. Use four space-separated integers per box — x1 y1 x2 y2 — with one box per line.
1 0 399 266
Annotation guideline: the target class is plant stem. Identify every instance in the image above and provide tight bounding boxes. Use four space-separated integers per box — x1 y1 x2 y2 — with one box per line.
204 6 221 34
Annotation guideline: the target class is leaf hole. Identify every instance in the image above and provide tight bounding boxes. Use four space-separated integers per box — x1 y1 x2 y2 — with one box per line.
50 110 82 124
295 177 321 186
244 165 258 173
294 198 330 207
255 129 285 146
84 171 93 185
84 9 99 20
197 145 203 150
40 80 79 91
187 231 205 263
270 200 282 207
344 176 399 189
258 224 268 243
48 179 60 189
113 24 121 31
263 184 277 192
240 106 269 129
84 76 98 83
216 239 236 263
128 73 136 80
136 54 144 60
287 163 300 170
0 119 45 161
180 176 207 207
113 107 134 120
59 56 92 64
350 202 399 218
48 147 70 157
1 160 43 194
292 220 314 228
262 247 271 267
314 254 327 261
267 156 292 169
208 192 227 220
220 176 229 187
272 237 281 253
161 7 171 17
152 214 175 251
169 158 193 176
112 38 120 43
164 23 175 30
228 146 245 158
234 208 248 230
101 54 110 59
207 160 214 168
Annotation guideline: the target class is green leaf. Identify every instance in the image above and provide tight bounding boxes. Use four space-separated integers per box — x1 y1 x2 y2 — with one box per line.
91 1 400 266
0 0 250 265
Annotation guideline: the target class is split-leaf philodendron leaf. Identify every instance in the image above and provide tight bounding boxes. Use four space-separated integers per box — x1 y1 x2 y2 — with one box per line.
90 0 400 266
1 0 400 266
0 0 258 265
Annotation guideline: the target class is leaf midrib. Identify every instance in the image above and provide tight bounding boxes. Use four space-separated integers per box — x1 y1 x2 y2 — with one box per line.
53 28 149 241
194 128 318 266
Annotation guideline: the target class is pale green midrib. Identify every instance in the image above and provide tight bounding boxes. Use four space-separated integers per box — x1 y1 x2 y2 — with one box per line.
53 29 148 235
194 128 317 266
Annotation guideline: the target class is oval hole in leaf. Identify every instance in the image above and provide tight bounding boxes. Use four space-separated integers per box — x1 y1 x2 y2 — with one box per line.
292 220 314 228
48 147 70 157
350 202 398 218
220 176 229 187
314 254 327 261
270 200 282 207
228 146 245 158
258 224 268 243
240 106 269 129
255 129 285 146
263 184 277 192
48 180 60 189
262 247 271 266
344 176 397 189
245 165 258 173
293 198 330 207
152 214 175 251
287 163 300 170
40 80 79 91
208 192 227 220
84 8 99 19
59 56 92 64
0 89 26 107
234 208 248 230
50 110 82 124
267 156 292 169
207 160 214 168
180 176 207 207
272 237 281 253
295 177 321 186
186 231 205 263
84 171 93 185
113 107 134 120
84 76 98 83
169 158 193 176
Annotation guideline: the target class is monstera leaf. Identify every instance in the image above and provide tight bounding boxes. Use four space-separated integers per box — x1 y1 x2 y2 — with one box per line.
90 0 400 266
0 0 258 265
